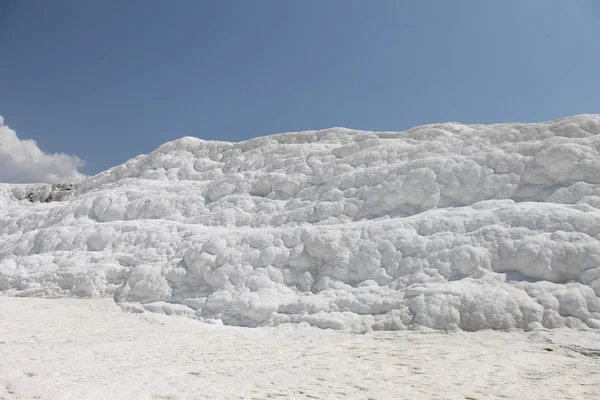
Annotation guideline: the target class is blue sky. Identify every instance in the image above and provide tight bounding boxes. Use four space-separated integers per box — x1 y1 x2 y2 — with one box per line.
1 0 599 177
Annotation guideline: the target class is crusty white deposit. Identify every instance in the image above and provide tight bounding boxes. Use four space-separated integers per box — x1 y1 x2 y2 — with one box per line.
1 297 599 400
2 115 600 331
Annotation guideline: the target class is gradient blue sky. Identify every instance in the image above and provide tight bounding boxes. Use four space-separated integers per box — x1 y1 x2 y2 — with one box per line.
1 0 599 175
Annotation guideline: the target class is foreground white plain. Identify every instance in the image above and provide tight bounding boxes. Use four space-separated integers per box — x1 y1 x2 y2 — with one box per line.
1 297 599 400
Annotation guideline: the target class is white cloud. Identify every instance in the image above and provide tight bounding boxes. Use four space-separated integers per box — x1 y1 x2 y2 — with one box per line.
0 116 86 184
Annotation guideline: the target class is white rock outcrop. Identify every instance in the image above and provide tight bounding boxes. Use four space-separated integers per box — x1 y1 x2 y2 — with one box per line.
2 114 600 331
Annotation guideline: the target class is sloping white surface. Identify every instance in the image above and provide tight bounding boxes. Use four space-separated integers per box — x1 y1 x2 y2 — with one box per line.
1 297 599 400
2 115 600 331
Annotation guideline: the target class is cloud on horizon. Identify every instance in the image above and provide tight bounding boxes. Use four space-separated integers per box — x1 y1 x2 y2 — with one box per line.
0 116 87 184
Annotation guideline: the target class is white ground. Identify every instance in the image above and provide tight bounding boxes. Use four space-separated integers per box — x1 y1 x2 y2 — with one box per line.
1 297 599 400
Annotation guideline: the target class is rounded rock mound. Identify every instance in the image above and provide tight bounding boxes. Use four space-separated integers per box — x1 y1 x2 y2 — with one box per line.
2 114 600 331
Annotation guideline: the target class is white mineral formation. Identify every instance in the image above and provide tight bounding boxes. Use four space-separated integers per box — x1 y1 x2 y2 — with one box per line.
2 114 600 331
